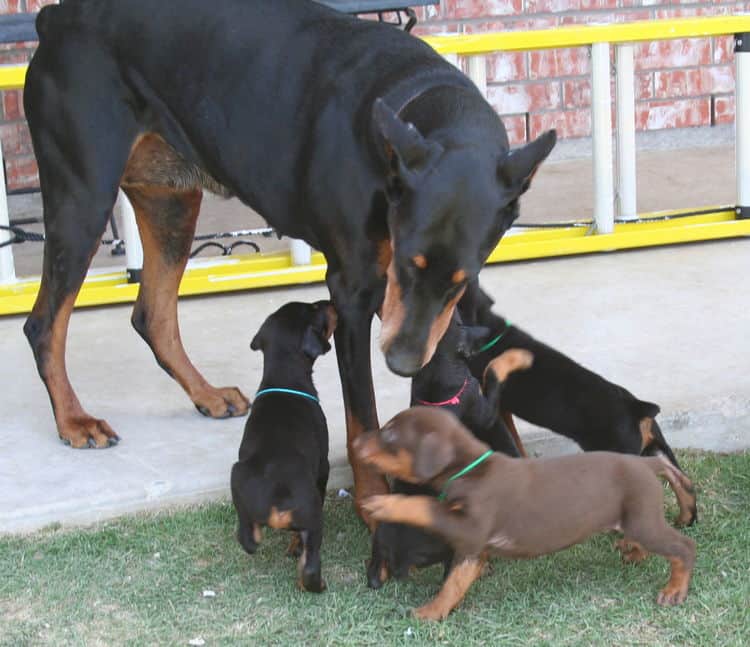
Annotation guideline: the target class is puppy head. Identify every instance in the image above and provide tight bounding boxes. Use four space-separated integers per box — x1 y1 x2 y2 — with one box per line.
354 407 461 484
251 300 337 361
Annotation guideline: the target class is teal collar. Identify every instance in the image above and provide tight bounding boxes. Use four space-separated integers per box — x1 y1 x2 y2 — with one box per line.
254 388 319 404
477 320 512 354
437 450 494 501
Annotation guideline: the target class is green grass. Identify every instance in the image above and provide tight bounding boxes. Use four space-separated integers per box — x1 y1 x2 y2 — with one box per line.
1 450 748 646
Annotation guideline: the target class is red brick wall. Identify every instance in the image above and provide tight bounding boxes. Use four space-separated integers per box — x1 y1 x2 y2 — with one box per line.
413 0 745 145
0 1 743 189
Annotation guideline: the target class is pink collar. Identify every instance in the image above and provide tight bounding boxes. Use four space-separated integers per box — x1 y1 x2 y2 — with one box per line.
415 378 469 407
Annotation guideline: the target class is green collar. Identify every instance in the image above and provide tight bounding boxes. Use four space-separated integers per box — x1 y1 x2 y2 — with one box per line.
437 450 494 501
477 320 512 354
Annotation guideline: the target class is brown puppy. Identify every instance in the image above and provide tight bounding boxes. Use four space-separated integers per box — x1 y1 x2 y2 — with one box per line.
355 395 696 620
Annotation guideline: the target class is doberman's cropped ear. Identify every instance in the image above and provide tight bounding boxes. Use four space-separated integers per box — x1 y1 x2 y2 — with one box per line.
413 432 456 481
456 325 493 359
373 98 443 186
499 129 557 197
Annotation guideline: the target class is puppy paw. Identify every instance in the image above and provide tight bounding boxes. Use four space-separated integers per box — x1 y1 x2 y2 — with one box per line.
656 584 688 606
361 495 404 522
413 601 450 621
615 539 648 564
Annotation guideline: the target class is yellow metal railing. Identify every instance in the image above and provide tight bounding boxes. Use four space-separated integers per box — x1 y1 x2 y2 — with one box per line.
2 15 750 316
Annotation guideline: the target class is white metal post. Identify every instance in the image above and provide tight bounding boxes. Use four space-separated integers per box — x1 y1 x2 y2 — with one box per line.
443 53 460 70
467 55 487 97
615 43 637 221
290 239 312 266
735 33 750 219
115 190 143 283
0 144 16 284
591 42 615 234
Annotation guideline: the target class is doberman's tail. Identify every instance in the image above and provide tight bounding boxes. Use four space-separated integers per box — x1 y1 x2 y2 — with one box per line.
647 454 697 527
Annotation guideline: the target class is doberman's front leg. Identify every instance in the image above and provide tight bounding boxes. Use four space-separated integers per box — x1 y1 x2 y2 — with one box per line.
328 274 389 527
413 555 485 621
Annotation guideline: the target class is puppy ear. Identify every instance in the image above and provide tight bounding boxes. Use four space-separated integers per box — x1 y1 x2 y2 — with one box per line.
301 327 331 360
413 432 455 481
498 129 556 197
456 325 493 358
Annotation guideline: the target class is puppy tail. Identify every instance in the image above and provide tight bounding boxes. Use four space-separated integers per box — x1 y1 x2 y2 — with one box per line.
649 455 697 527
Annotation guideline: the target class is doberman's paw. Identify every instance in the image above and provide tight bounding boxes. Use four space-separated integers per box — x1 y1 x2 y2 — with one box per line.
194 386 250 419
615 539 649 564
58 416 120 449
656 584 688 606
413 601 451 621
360 495 405 523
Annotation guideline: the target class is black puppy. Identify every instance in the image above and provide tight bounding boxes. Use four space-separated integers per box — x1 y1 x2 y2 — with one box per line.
457 281 683 471
231 301 337 593
367 316 524 588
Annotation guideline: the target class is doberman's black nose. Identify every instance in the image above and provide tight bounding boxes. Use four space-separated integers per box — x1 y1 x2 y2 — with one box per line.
385 344 424 377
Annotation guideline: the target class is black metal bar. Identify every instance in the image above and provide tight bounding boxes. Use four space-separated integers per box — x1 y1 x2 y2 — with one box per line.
317 1 435 13
0 14 37 45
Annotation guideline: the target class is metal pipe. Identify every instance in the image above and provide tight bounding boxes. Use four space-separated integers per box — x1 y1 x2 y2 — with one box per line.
735 33 750 219
115 190 144 283
0 145 16 285
615 43 637 221
467 55 487 97
591 42 615 234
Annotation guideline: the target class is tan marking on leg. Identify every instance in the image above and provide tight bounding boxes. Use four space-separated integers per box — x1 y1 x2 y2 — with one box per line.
422 286 466 367
654 456 697 527
39 293 118 448
252 524 263 545
413 557 484 621
501 411 527 458
296 547 308 590
346 410 390 530
287 532 302 557
123 183 249 418
267 507 293 529
485 349 534 383
657 556 692 606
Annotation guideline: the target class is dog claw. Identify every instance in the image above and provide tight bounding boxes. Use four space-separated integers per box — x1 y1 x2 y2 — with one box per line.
196 405 211 417
226 404 237 416
87 438 97 449
108 435 120 447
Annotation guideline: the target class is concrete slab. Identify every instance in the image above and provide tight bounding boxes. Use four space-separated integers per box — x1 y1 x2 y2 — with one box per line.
2 134 749 534
2 236 749 534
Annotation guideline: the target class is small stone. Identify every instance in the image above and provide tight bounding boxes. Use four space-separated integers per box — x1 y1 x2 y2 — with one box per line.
337 489 351 498
188 639 205 646
202 590 216 598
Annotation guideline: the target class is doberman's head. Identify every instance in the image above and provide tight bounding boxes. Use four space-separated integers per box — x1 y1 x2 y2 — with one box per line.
354 407 478 485
373 99 556 376
251 300 337 361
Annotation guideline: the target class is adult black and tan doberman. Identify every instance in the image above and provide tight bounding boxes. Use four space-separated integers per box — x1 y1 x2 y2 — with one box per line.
23 0 555 519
